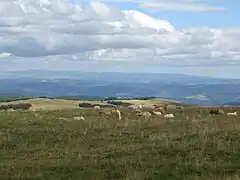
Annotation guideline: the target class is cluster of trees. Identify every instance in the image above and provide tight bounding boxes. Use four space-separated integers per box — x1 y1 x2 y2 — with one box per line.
104 96 156 101
79 100 134 108
79 103 114 108
0 97 33 103
106 101 132 107
0 103 32 110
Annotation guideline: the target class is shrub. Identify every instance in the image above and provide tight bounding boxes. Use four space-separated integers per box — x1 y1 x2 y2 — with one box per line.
0 103 32 110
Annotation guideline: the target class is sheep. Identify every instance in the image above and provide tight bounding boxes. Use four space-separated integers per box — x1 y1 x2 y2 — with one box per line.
136 111 152 120
100 108 122 120
166 104 176 109
210 109 225 115
153 107 166 115
164 113 175 119
128 104 140 110
227 112 237 116
152 110 162 116
138 104 144 109
135 109 142 113
101 108 116 115
115 109 122 120
59 117 68 121
143 111 152 117
93 105 101 109
176 105 184 110
73 116 85 121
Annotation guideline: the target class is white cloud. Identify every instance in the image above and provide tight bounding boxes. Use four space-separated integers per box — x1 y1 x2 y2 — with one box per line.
0 0 239 73
0 52 11 58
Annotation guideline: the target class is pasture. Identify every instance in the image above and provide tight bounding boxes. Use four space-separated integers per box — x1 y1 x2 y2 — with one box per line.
0 98 102 111
0 97 173 111
0 103 240 179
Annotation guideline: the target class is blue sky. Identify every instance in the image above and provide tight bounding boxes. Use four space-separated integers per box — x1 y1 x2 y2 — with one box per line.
148 3 239 29
81 0 239 29
0 0 239 78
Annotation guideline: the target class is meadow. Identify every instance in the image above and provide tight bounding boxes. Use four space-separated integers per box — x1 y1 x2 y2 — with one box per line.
0 103 240 179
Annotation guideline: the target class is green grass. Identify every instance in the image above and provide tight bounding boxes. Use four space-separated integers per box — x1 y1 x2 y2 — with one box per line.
0 107 240 179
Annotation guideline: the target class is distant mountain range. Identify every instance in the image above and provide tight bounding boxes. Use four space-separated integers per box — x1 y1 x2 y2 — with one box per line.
0 70 240 106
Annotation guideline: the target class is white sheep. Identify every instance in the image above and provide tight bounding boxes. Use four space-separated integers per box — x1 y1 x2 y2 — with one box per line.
73 116 85 121
227 112 237 116
164 113 175 119
59 117 68 121
152 111 162 115
136 111 152 119
115 109 122 120
93 105 101 109
154 107 166 115
101 108 122 120
7 108 15 112
138 104 144 109
128 105 139 110
135 109 142 113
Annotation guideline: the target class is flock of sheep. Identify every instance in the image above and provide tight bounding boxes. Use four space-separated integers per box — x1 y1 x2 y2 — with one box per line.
0 101 237 122
209 109 238 116
82 103 238 121
91 103 175 121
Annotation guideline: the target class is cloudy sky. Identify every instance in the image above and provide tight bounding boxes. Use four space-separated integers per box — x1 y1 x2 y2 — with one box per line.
0 0 239 78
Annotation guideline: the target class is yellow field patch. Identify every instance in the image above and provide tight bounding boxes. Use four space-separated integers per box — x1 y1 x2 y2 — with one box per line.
0 98 178 110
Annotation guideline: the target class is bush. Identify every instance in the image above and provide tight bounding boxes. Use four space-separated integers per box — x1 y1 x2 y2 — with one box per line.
0 103 32 110
79 103 94 108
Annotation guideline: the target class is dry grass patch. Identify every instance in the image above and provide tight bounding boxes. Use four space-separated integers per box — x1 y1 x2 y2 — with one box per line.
0 98 108 111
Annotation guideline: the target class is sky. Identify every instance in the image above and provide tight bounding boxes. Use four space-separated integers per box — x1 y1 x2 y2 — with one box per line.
0 0 239 78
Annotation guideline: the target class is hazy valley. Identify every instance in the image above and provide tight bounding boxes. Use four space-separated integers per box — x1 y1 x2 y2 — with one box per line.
1 70 240 106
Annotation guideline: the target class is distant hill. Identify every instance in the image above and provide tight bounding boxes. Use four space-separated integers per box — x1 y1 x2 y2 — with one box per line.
223 101 240 106
0 71 240 106
0 94 35 102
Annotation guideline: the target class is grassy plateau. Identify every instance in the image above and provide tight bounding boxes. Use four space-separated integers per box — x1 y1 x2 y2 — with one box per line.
0 99 240 179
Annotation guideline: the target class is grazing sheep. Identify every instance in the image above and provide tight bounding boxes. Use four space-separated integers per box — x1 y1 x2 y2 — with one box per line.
100 108 111 114
73 116 85 121
115 109 122 120
165 104 176 109
210 109 225 115
100 108 122 120
93 105 101 109
218 109 225 115
136 111 152 119
176 105 184 110
136 112 141 116
101 108 116 115
227 112 237 116
143 111 152 117
138 104 144 109
135 109 142 113
59 117 68 121
128 104 140 110
152 110 162 116
164 113 175 119
154 107 166 115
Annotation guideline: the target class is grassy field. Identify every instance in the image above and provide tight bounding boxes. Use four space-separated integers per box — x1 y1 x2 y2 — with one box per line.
0 98 105 111
0 97 172 111
0 105 240 179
